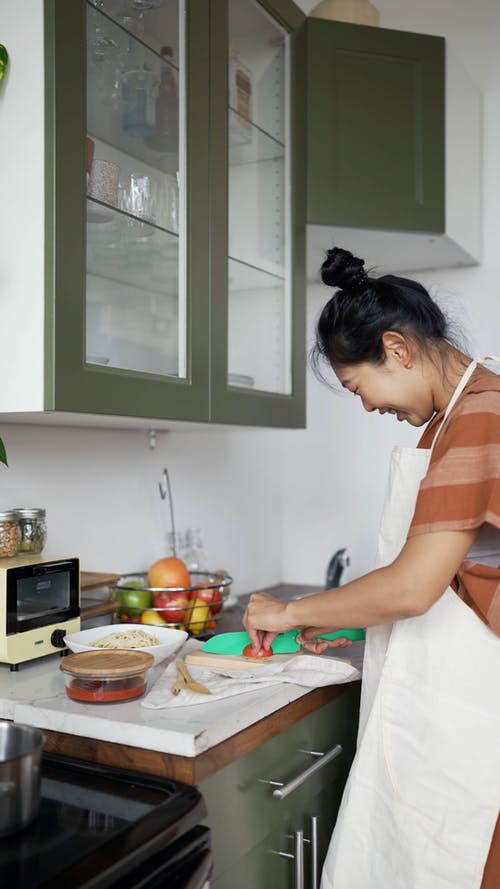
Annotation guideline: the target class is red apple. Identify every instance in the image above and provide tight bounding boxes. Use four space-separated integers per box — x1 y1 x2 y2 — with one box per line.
154 591 188 623
193 584 223 615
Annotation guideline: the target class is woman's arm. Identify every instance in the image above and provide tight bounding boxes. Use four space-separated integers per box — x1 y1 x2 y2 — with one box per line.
243 527 478 651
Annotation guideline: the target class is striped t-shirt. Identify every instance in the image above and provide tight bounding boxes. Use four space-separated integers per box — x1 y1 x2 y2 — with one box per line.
408 367 500 636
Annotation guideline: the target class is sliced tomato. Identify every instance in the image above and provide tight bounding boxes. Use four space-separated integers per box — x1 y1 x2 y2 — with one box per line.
242 643 273 659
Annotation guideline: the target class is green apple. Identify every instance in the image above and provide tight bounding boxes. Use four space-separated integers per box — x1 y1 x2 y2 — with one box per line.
115 579 152 618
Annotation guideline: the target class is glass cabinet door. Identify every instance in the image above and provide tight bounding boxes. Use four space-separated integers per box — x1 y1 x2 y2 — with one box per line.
48 0 210 421
227 0 290 396
86 0 184 378
209 0 306 427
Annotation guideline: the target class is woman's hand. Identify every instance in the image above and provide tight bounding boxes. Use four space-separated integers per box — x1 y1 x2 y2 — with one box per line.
242 592 294 652
296 626 353 655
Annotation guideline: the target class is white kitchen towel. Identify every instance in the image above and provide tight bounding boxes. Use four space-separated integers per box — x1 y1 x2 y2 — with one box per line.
142 648 360 709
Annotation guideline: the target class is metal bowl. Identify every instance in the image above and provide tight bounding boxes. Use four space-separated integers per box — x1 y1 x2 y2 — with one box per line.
112 570 233 636
0 721 45 837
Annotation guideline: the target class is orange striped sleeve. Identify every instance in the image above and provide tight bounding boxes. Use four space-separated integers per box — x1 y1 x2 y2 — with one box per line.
408 377 500 634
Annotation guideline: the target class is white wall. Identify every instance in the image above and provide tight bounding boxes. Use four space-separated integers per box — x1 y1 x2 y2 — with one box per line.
0 422 284 596
281 0 500 586
1 1 500 597
0 0 45 411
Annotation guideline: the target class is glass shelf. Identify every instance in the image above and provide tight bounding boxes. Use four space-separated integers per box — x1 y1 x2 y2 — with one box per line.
87 198 179 296
228 255 284 291
87 3 180 174
228 108 284 167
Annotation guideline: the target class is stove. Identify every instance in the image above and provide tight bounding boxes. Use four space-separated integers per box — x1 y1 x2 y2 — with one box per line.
0 753 211 888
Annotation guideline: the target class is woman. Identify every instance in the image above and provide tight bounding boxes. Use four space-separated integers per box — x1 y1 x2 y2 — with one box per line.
243 248 500 889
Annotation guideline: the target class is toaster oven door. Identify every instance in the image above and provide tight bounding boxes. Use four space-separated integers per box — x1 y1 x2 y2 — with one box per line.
6 558 80 634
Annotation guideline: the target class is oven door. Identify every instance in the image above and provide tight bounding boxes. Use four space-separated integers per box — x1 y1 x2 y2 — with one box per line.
118 825 212 888
6 558 79 634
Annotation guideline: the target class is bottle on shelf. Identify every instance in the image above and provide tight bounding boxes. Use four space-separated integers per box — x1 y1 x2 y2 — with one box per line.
120 40 156 138
145 45 179 153
229 41 253 145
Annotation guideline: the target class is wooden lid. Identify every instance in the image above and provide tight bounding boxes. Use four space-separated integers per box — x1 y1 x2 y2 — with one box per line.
60 650 154 677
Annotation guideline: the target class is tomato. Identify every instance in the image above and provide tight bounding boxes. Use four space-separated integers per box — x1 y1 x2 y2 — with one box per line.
193 584 223 615
242 643 273 659
153 591 188 624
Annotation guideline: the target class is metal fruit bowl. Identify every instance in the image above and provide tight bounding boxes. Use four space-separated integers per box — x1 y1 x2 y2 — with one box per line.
111 570 233 637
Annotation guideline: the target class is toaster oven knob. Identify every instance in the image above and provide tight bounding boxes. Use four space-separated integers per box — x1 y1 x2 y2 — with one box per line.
51 629 67 648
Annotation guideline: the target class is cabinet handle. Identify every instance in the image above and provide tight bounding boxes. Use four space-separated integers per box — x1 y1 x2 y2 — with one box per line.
310 814 319 889
269 828 305 889
260 743 343 800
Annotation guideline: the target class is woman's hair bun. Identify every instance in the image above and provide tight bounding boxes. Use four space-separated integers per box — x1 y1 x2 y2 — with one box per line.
321 247 368 292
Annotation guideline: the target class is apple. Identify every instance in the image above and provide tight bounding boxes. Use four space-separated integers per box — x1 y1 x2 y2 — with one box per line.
115 580 152 619
154 590 189 624
193 584 223 615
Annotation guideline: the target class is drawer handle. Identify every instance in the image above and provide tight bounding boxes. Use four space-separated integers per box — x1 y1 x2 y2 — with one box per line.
310 814 319 889
260 743 343 800
269 828 305 889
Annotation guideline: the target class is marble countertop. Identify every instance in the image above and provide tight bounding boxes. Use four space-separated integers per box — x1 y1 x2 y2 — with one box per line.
0 585 364 759
0 648 360 758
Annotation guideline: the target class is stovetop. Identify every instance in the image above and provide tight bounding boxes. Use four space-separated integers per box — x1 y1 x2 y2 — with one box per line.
0 754 205 888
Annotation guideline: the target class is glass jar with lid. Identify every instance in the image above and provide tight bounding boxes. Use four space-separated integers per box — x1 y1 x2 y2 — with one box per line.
14 508 47 554
0 509 21 558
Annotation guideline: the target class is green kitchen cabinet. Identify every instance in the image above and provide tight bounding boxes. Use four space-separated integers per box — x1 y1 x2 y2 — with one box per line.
307 18 445 233
1 0 305 428
200 683 361 887
305 18 481 275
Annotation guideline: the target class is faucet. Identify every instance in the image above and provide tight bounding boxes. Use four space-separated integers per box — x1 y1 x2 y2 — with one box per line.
325 548 350 589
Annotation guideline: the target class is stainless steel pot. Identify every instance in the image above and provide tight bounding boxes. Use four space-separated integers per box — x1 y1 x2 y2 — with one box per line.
0 720 45 836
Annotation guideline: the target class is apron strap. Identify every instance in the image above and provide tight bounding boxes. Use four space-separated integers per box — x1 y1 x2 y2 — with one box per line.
429 356 500 454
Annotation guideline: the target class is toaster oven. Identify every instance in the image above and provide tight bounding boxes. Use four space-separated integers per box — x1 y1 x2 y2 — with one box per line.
0 554 80 670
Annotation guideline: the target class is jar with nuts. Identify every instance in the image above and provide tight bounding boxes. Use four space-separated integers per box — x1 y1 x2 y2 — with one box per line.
0 509 21 558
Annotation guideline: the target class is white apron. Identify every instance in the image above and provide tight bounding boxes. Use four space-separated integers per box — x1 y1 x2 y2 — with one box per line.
321 360 500 889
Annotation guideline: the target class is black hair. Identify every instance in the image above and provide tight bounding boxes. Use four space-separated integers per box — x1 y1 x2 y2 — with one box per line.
311 247 461 379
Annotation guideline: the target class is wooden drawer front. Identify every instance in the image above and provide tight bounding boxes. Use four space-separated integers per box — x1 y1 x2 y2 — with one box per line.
201 683 360 880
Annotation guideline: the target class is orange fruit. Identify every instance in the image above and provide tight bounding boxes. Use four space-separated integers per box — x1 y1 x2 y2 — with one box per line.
147 556 191 590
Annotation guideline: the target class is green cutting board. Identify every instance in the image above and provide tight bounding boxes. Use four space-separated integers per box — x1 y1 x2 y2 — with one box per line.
201 628 365 655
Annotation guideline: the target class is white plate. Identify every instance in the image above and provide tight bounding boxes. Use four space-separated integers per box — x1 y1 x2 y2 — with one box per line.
64 624 188 667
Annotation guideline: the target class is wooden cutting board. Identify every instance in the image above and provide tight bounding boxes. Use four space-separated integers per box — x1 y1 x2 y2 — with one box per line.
185 650 300 671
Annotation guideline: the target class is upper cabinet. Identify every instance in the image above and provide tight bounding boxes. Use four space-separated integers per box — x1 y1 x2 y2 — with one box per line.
210 0 306 427
306 19 482 276
0 0 305 428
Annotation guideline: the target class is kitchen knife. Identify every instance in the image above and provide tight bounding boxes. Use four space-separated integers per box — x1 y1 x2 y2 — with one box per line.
201 628 365 655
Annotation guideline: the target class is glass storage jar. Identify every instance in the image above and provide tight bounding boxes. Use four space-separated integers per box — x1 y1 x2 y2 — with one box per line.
14 508 47 554
60 650 154 704
0 510 21 558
